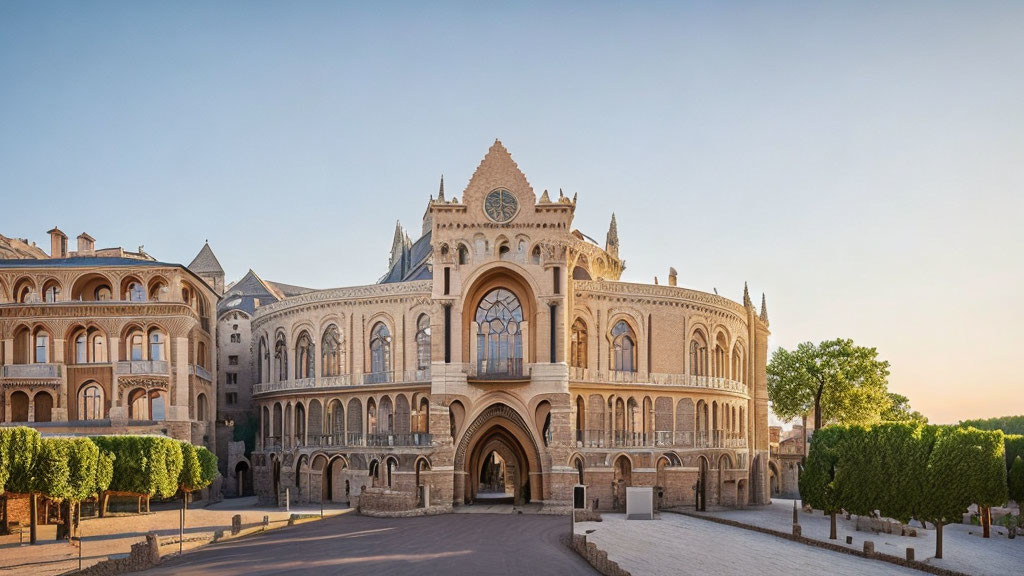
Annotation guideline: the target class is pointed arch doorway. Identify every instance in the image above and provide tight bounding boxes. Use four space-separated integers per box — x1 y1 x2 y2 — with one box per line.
454 403 543 506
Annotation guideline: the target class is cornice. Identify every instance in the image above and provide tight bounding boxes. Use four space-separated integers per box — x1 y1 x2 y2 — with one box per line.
253 281 432 326
574 280 749 320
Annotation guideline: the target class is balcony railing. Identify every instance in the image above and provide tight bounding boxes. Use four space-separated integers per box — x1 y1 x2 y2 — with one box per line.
360 369 432 386
1 364 62 379
115 360 169 376
568 367 748 395
189 364 213 382
696 430 748 449
474 358 525 380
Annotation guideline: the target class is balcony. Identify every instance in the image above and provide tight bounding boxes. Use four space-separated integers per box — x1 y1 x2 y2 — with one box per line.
253 370 431 396
359 369 431 386
568 367 749 396
189 364 213 382
365 433 433 447
115 360 169 376
1 363 62 380
696 431 748 449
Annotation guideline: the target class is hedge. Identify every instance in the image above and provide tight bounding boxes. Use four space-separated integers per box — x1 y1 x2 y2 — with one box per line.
91 435 185 499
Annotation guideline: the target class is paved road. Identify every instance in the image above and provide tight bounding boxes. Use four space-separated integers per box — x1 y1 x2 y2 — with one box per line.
143 513 597 576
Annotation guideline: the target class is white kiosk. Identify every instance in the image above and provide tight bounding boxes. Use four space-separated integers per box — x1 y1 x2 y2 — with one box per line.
625 486 654 520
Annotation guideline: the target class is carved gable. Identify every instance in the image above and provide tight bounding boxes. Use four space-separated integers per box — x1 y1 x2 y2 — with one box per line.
461 140 537 222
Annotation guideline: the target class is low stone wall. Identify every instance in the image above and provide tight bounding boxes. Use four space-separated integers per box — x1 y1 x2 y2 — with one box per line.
359 504 452 518
63 533 160 576
356 488 418 514
567 533 631 576
854 515 918 537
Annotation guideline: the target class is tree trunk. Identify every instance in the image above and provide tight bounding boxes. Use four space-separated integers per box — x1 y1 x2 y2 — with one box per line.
1 496 7 534
801 415 809 459
137 496 142 514
982 506 990 538
98 491 107 518
813 390 823 432
830 511 837 539
29 494 37 544
145 496 150 513
56 500 70 540
935 523 943 559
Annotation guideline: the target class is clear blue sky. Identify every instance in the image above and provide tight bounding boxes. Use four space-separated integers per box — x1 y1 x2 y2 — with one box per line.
2 2 1021 423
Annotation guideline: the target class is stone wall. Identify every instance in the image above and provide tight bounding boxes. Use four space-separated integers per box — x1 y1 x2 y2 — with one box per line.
64 532 160 576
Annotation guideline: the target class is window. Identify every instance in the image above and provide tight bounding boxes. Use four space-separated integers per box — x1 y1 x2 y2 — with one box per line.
34 333 49 363
458 244 469 265
690 331 708 376
226 372 238 385
258 336 269 383
570 319 587 368
416 315 431 371
226 392 238 405
475 288 523 377
229 355 239 366
322 324 343 377
95 286 112 301
76 334 88 364
130 333 144 361
149 331 164 362
44 284 60 302
129 389 165 420
80 384 103 420
275 335 288 380
127 282 145 302
230 333 241 343
369 323 392 381
611 320 636 372
295 332 314 379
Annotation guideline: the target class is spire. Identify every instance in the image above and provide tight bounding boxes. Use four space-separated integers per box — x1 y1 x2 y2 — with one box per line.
540 189 550 202
605 213 619 257
760 293 769 326
437 174 445 202
743 282 752 308
390 220 404 267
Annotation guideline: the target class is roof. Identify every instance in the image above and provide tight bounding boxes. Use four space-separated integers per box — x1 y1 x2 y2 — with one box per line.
267 281 315 298
380 231 433 284
218 269 282 316
188 242 224 274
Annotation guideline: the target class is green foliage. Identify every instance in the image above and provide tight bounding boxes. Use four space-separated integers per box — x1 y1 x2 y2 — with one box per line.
64 437 102 502
922 426 1007 526
959 415 1024 436
92 435 184 498
1009 456 1024 506
1003 435 1024 473
32 438 71 499
881 393 928 424
197 447 219 488
800 426 844 513
768 339 891 427
2 427 41 494
0 428 10 492
95 449 115 495
178 442 204 493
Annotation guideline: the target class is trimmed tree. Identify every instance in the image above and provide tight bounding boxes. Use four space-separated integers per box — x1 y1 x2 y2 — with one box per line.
92 436 184 513
800 426 845 539
1009 456 1024 529
1 427 41 540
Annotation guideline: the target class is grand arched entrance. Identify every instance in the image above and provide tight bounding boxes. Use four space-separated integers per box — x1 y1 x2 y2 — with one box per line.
454 403 543 506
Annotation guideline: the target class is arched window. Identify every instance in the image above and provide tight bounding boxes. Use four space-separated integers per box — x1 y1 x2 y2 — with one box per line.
75 333 88 364
149 330 165 362
127 282 145 302
475 289 523 378
150 390 166 420
197 341 208 369
611 320 636 372
369 323 392 382
458 244 469 265
275 335 288 381
128 331 144 361
570 319 587 368
295 331 314 379
415 315 431 372
80 383 104 420
95 285 112 301
321 325 342 377
531 245 541 265
690 331 709 376
196 393 209 421
43 281 60 303
129 389 148 419
258 336 269 383
34 329 50 363
92 331 106 362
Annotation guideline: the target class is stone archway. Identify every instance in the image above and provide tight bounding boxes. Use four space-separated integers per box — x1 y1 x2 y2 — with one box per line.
454 403 543 506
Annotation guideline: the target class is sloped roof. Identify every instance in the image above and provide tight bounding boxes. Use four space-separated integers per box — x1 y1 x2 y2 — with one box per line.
188 242 224 274
218 269 281 316
267 281 315 297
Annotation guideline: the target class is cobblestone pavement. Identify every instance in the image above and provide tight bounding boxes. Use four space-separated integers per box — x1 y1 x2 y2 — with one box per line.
575 513 926 576
698 498 1024 576
0 497 349 576
144 513 597 576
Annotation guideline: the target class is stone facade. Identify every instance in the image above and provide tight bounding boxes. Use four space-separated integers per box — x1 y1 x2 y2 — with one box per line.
249 142 772 514
0 231 218 453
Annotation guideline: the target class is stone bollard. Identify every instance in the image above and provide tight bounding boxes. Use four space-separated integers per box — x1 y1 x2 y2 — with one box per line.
792 523 802 537
232 514 242 536
145 532 161 566
793 501 799 524
263 515 269 531
846 536 853 544
287 514 296 526
863 541 874 555
906 548 915 561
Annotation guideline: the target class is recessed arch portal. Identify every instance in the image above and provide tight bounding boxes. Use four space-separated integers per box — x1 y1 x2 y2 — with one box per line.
454 403 543 506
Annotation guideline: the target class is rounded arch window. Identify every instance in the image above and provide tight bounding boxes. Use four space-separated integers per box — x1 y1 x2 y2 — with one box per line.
457 244 469 265
570 319 587 368
610 320 636 372
275 334 288 381
321 325 343 377
475 288 523 378
149 330 165 362
295 331 314 379
127 281 145 302
80 383 103 420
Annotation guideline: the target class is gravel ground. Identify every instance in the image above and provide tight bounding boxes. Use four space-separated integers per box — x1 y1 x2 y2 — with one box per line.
697 499 1024 576
0 496 349 575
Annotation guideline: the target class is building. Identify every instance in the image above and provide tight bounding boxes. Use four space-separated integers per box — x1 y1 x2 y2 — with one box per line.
249 141 772 513
214 268 313 495
0 229 219 450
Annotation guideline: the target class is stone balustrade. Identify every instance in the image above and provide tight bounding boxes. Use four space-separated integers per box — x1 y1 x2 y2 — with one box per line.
569 367 749 396
114 360 169 376
1 363 62 379
253 369 430 396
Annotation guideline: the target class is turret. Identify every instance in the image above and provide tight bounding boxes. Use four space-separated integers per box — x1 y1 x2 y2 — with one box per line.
47 227 67 258
605 213 619 257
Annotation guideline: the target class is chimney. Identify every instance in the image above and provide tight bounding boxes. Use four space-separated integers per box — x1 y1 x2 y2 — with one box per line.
668 267 678 287
47 227 67 258
77 233 95 254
